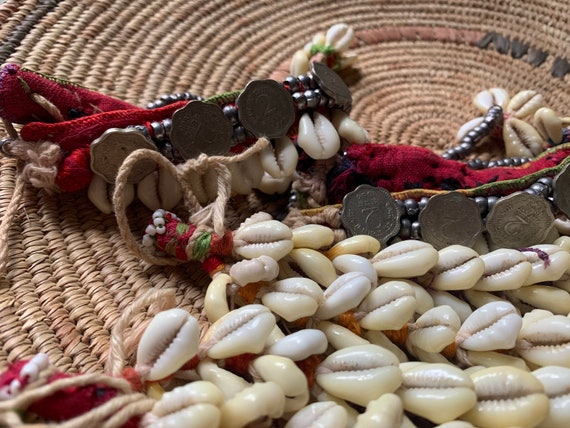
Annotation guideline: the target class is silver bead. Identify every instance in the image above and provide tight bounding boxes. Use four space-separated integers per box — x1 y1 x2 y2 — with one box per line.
223 105 239 125
284 76 299 93
304 90 318 109
232 126 247 145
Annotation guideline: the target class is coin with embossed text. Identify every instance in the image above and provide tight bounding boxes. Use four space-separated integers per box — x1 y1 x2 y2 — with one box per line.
485 192 554 248
341 185 401 246
170 101 233 160
236 80 295 139
554 162 570 218
419 192 483 250
310 62 352 108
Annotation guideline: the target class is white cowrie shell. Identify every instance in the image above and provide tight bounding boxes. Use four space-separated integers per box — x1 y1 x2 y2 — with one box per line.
149 381 224 418
265 329 328 361
316 272 372 320
137 167 182 211
292 224 335 250
462 288 504 308
534 107 564 144
398 279 434 315
554 219 570 238
338 52 358 70
204 273 231 323
331 109 370 144
228 153 264 195
460 366 549 428
325 23 354 53
325 235 381 259
456 349 529 371
285 401 347 428
219 381 285 428
407 305 461 353
88 174 114 214
229 255 279 286
456 116 484 143
312 31 327 47
259 136 298 179
421 245 485 291
289 248 338 287
318 320 370 350
332 254 378 289
473 87 509 112
521 245 570 285
196 360 249 400
256 172 293 194
314 391 359 427
354 393 405 428
506 89 543 119
297 111 341 160
200 304 276 360
435 422 476 428
506 285 570 315
356 280 416 331
456 301 522 351
517 313 570 367
290 49 310 76
429 290 473 323
237 211 273 227
473 248 532 291
233 219 293 261
136 308 200 381
533 366 570 428
261 277 324 321
142 403 220 428
503 117 544 158
316 344 402 407
187 167 219 205
408 346 454 365
372 240 438 278
397 363 477 424
472 232 491 255
364 330 409 363
264 325 285 348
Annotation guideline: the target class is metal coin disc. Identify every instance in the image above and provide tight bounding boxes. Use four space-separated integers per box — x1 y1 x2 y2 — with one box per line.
341 184 401 246
90 128 157 184
485 192 555 248
310 62 352 108
418 192 484 250
236 80 295 139
554 162 570 218
170 101 233 160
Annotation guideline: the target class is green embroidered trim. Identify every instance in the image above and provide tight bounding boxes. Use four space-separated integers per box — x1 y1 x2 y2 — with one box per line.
21 66 87 88
193 232 212 260
310 44 336 57
205 90 242 106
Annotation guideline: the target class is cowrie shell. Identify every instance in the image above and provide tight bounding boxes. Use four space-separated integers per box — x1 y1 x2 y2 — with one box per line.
456 301 522 352
315 344 402 406
290 50 310 76
314 391 359 427
533 366 570 428
292 224 335 250
148 380 224 419
265 329 328 361
506 90 543 119
506 285 570 315
554 220 570 238
325 23 354 53
456 349 529 371
317 320 370 350
200 304 276 360
429 290 473 323
264 325 285 348
331 109 370 144
534 107 564 144
460 366 549 428
315 272 372 320
434 421 476 428
204 273 231 323
473 87 509 112
88 174 116 214
142 403 220 428
325 235 381 259
397 278 434 315
284 401 347 428
503 117 544 158
196 360 249 400
354 393 405 428
137 167 182 211
397 363 477 424
356 280 416 331
187 167 219 205
338 52 358 70
261 277 324 321
462 288 504 309
407 305 461 353
259 136 298 179
229 255 279 286
256 172 292 194
288 248 338 287
228 153 264 195
297 111 341 160
332 254 378 289
473 249 532 291
456 116 484 143
136 309 200 382
233 220 293 261
516 313 570 367
372 240 439 278
364 330 409 363
420 245 484 291
521 245 570 285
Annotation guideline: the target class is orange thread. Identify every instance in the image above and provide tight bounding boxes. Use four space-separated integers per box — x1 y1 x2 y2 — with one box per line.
237 281 265 304
383 325 408 347
121 367 143 393
441 341 457 360
296 355 323 389
224 353 257 378
337 311 362 336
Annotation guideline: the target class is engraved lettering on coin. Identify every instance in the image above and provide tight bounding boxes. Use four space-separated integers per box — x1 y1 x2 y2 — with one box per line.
554 162 570 218
419 192 483 250
485 192 554 248
310 62 352 107
90 128 157 184
170 101 233 160
236 80 295 139
341 184 400 245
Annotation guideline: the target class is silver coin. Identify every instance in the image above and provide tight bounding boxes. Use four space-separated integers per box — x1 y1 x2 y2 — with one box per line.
418 192 483 250
310 62 352 108
236 80 295 139
170 101 233 160
341 185 401 246
485 192 554 248
554 162 570 218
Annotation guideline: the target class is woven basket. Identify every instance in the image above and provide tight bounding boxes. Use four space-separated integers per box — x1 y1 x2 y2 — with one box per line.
0 0 569 382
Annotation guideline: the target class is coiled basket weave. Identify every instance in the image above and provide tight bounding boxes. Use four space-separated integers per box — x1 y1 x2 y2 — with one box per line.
0 0 569 396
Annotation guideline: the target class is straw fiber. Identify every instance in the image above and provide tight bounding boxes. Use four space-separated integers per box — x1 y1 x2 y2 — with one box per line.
0 0 569 377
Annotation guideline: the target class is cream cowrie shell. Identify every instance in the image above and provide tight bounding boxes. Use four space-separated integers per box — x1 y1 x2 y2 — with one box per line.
228 154 264 195
265 325 285 348
229 255 279 287
473 87 509 112
456 116 484 143
506 89 543 119
88 174 114 214
407 305 461 353
187 167 219 205
314 391 359 427
354 393 405 428
200 304 276 360
456 349 529 371
462 288 504 308
237 211 273 227
429 290 473 323
315 272 372 320
460 366 549 428
284 401 347 428
288 248 338 287
256 172 293 195
311 31 327 48
332 254 378 289
219 381 285 428
554 219 570 238
290 49 310 76
421 245 484 291
259 136 298 179
292 224 335 250
473 248 532 291
533 366 570 428
397 363 477 424
517 313 570 367
403 279 434 315
265 329 328 361
356 280 416 331
136 308 200 382
137 167 182 211
506 285 570 315
372 240 438 278
148 380 224 419
521 245 570 285
520 308 553 329
196 360 249 400
338 52 358 70
407 346 454 365
503 117 545 158
331 109 370 144
456 301 522 352
363 330 409 363
325 23 354 53
534 107 564 144
315 344 402 406
472 233 491 255
435 422 476 428
204 273 231 323
233 219 293 261
261 277 324 322
317 320 370 350
555 235 570 251
141 403 220 428
325 235 381 259
297 111 341 160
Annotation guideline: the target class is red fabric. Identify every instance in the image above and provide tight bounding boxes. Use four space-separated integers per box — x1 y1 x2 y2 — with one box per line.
56 147 93 192
202 255 225 276
209 230 234 257
223 353 257 378
155 218 197 261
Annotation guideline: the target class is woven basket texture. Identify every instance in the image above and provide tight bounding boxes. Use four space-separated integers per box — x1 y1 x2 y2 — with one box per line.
0 0 569 375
